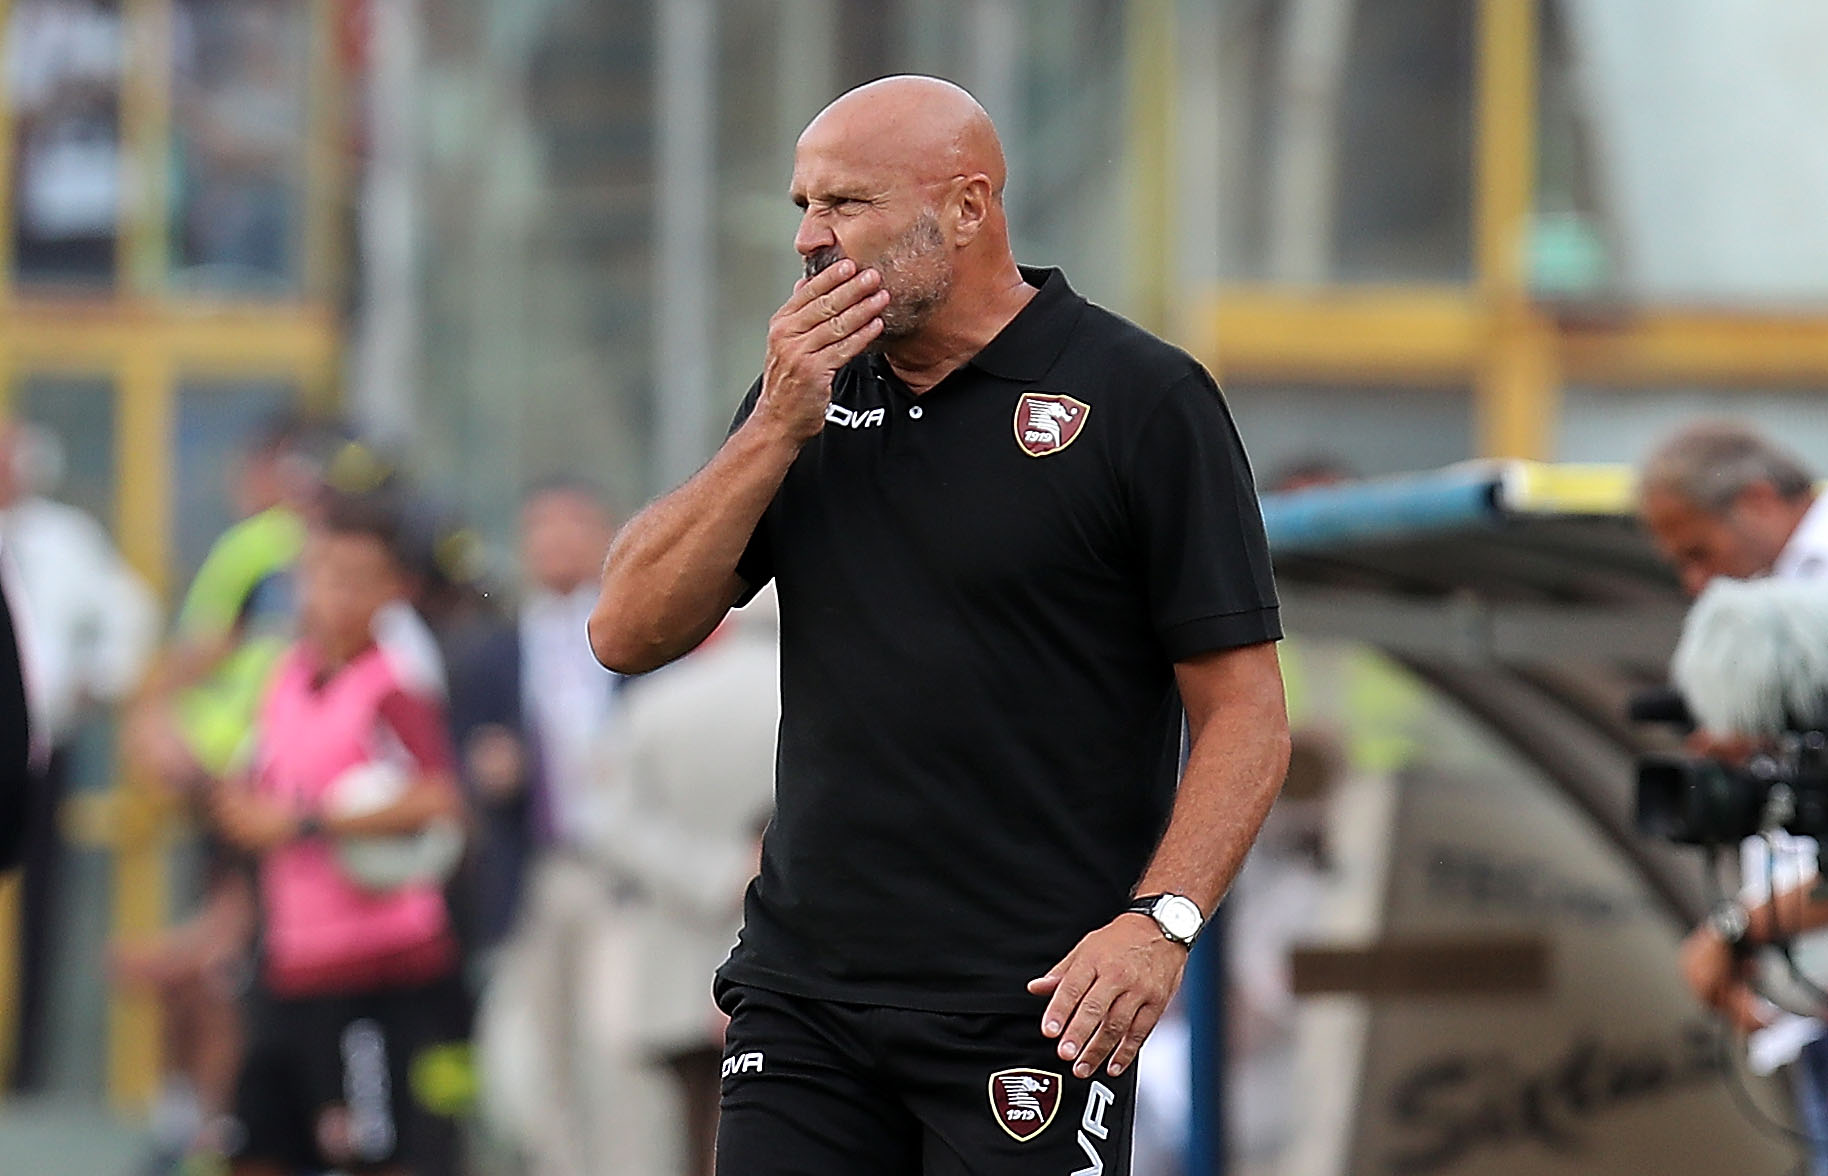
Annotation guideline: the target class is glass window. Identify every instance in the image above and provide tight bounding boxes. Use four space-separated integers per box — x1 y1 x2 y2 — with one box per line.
168 0 310 293
12 373 117 523
6 0 124 289
1556 386 1828 467
1214 0 1475 284
1223 383 1475 486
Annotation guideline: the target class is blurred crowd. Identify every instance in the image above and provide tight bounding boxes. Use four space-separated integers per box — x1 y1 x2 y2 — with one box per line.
1 410 777 1176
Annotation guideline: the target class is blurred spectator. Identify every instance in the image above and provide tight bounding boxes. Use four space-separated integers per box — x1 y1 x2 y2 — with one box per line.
1639 418 1825 596
469 478 635 1176
591 588 780 1176
125 416 322 792
4 0 121 282
0 417 158 1092
1639 420 1828 1176
114 415 323 1168
1225 735 1340 1176
399 498 502 662
210 491 466 1176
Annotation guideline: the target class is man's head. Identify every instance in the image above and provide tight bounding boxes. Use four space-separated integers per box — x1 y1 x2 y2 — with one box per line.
520 478 615 597
0 421 67 510
299 492 409 663
791 75 1013 340
233 414 359 519
1639 420 1817 596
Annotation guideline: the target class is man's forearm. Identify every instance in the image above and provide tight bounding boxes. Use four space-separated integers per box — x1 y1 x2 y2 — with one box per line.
590 413 802 674
1134 710 1289 915
1137 644 1291 915
1744 879 1828 945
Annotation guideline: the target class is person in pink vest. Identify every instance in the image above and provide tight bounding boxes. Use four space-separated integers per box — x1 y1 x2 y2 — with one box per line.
209 491 467 1176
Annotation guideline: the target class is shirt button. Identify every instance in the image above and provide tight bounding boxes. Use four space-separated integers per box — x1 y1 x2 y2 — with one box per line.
909 405 924 420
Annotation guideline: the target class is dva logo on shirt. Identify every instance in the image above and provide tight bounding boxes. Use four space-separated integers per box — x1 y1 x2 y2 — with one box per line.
988 1068 1062 1141
1014 392 1090 457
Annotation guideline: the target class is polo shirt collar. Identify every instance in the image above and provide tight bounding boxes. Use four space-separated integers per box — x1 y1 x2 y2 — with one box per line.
967 266 1084 382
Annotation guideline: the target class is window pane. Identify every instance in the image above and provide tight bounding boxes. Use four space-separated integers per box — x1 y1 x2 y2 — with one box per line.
169 0 310 293
1224 384 1475 486
13 373 117 523
6 0 124 289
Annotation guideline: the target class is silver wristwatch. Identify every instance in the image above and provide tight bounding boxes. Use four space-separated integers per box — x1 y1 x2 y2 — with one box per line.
1707 899 1752 947
1127 893 1205 946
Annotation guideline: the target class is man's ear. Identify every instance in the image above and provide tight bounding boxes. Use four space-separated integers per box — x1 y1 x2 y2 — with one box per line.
952 175 994 246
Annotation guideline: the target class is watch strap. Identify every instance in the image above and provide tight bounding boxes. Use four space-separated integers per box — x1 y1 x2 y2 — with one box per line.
1126 893 1202 945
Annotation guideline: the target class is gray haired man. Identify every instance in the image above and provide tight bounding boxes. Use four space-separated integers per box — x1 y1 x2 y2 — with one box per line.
1640 420 1828 1174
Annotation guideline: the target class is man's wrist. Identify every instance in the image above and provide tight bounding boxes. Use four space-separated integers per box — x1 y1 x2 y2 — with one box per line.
1126 893 1205 947
744 393 823 451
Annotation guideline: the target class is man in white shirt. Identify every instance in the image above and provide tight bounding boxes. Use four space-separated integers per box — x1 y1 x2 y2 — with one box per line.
469 479 641 1176
0 419 157 1091
1639 419 1828 1172
591 587 780 1176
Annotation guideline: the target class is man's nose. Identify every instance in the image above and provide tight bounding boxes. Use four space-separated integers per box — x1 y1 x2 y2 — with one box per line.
794 210 833 258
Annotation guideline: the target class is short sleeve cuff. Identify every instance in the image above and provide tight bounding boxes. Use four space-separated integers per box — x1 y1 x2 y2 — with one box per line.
1160 606 1282 661
733 568 769 607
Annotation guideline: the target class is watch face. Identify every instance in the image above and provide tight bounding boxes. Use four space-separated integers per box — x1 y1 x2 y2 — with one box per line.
1157 896 1203 942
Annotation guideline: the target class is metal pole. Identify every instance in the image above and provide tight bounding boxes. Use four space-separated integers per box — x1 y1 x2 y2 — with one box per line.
1125 0 1176 334
653 0 717 491
776 0 836 286
1185 902 1228 1176
1473 0 1557 459
351 0 424 446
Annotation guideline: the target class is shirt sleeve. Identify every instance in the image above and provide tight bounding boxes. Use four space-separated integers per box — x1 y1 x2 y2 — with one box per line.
176 515 300 642
727 378 775 596
1126 368 1281 660
377 687 457 778
176 530 256 641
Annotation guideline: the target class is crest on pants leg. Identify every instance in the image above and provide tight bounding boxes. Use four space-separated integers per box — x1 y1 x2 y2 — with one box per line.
987 1068 1062 1142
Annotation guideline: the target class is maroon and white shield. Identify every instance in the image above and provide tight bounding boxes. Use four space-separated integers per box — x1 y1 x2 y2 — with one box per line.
988 1068 1062 1142
1013 392 1090 458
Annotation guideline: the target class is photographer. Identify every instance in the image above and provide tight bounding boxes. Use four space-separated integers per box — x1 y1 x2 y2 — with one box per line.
1638 420 1828 1167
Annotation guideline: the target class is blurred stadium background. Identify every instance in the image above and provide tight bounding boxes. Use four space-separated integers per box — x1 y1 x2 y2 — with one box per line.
4 1 1828 1174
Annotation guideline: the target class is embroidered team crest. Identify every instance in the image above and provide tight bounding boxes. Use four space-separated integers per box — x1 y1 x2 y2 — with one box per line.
1014 393 1090 457
988 1068 1062 1142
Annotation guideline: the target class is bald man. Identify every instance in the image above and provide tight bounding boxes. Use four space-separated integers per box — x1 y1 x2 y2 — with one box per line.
592 76 1289 1174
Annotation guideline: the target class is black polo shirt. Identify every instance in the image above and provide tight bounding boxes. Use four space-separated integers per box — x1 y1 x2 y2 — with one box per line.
716 266 1280 1013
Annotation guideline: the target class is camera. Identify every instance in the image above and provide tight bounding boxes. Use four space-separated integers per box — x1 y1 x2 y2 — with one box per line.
1635 727 1828 848
1629 576 1828 854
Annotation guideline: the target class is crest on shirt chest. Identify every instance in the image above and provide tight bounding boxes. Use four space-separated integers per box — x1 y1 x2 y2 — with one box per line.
1013 392 1090 458
987 1067 1062 1141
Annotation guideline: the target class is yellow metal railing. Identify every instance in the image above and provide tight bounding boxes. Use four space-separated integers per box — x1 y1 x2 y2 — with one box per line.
1195 0 1828 458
